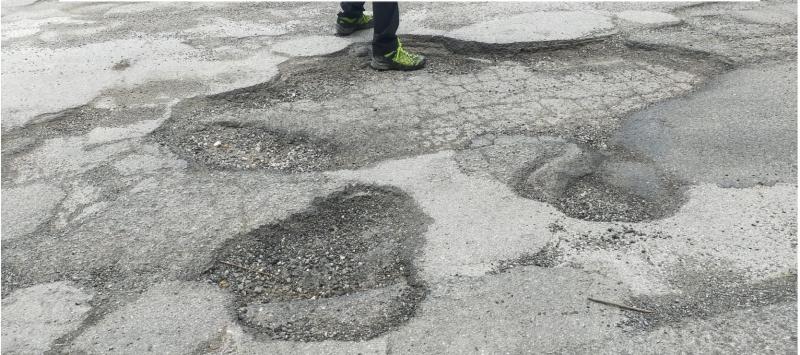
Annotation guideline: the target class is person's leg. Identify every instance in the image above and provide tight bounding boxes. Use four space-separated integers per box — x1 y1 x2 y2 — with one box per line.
370 2 426 71
339 2 365 18
337 2 373 36
370 1 399 57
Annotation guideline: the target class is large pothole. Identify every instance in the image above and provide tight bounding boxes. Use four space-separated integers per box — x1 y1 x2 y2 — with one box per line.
204 184 432 341
150 37 729 171
456 134 685 222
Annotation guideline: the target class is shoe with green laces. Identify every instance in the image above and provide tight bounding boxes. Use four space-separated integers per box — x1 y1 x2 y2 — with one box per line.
370 40 426 71
336 14 374 36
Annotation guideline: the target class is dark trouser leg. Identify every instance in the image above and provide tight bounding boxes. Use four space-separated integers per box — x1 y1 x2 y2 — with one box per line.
372 2 399 56
339 2 365 18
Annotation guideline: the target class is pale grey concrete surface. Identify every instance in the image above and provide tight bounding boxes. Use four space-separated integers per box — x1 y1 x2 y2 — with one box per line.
1 182 64 241
271 35 351 57
1 1 797 354
70 281 232 354
385 267 626 354
446 11 616 44
575 302 797 354
616 10 682 26
1 282 92 354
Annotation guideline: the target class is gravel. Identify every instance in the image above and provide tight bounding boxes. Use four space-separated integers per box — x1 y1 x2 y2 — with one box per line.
151 122 336 172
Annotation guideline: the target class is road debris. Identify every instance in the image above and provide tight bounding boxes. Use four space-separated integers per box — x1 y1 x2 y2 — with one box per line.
587 297 654 313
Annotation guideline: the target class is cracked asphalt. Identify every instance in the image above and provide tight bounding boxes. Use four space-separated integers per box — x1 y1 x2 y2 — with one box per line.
1 1 797 354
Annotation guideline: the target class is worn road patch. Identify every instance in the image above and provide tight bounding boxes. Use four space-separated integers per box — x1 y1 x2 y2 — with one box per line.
151 38 728 172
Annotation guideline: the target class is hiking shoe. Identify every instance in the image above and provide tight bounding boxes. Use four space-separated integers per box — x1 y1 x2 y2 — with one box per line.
336 14 374 36
370 40 426 71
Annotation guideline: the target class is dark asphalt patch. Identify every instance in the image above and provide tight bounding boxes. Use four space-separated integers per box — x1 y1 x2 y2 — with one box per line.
614 62 797 188
149 40 485 171
204 184 432 341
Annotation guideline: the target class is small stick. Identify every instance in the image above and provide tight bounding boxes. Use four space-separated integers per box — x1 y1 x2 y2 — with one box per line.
217 260 271 277
587 297 654 314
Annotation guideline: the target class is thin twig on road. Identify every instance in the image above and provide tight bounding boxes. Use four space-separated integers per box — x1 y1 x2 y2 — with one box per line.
587 297 654 313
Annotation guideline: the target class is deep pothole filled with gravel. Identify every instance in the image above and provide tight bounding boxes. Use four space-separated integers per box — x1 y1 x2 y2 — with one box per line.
150 37 730 172
204 184 432 341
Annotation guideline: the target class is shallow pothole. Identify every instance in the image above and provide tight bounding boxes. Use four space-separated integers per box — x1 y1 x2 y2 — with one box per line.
150 121 336 171
513 145 685 222
457 134 685 222
204 184 432 341
550 173 680 222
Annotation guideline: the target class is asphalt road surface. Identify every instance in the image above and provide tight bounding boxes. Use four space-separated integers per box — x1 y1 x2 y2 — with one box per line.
1 1 797 354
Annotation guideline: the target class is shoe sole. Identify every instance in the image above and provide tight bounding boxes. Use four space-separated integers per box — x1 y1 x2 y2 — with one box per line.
369 58 426 71
335 23 374 37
